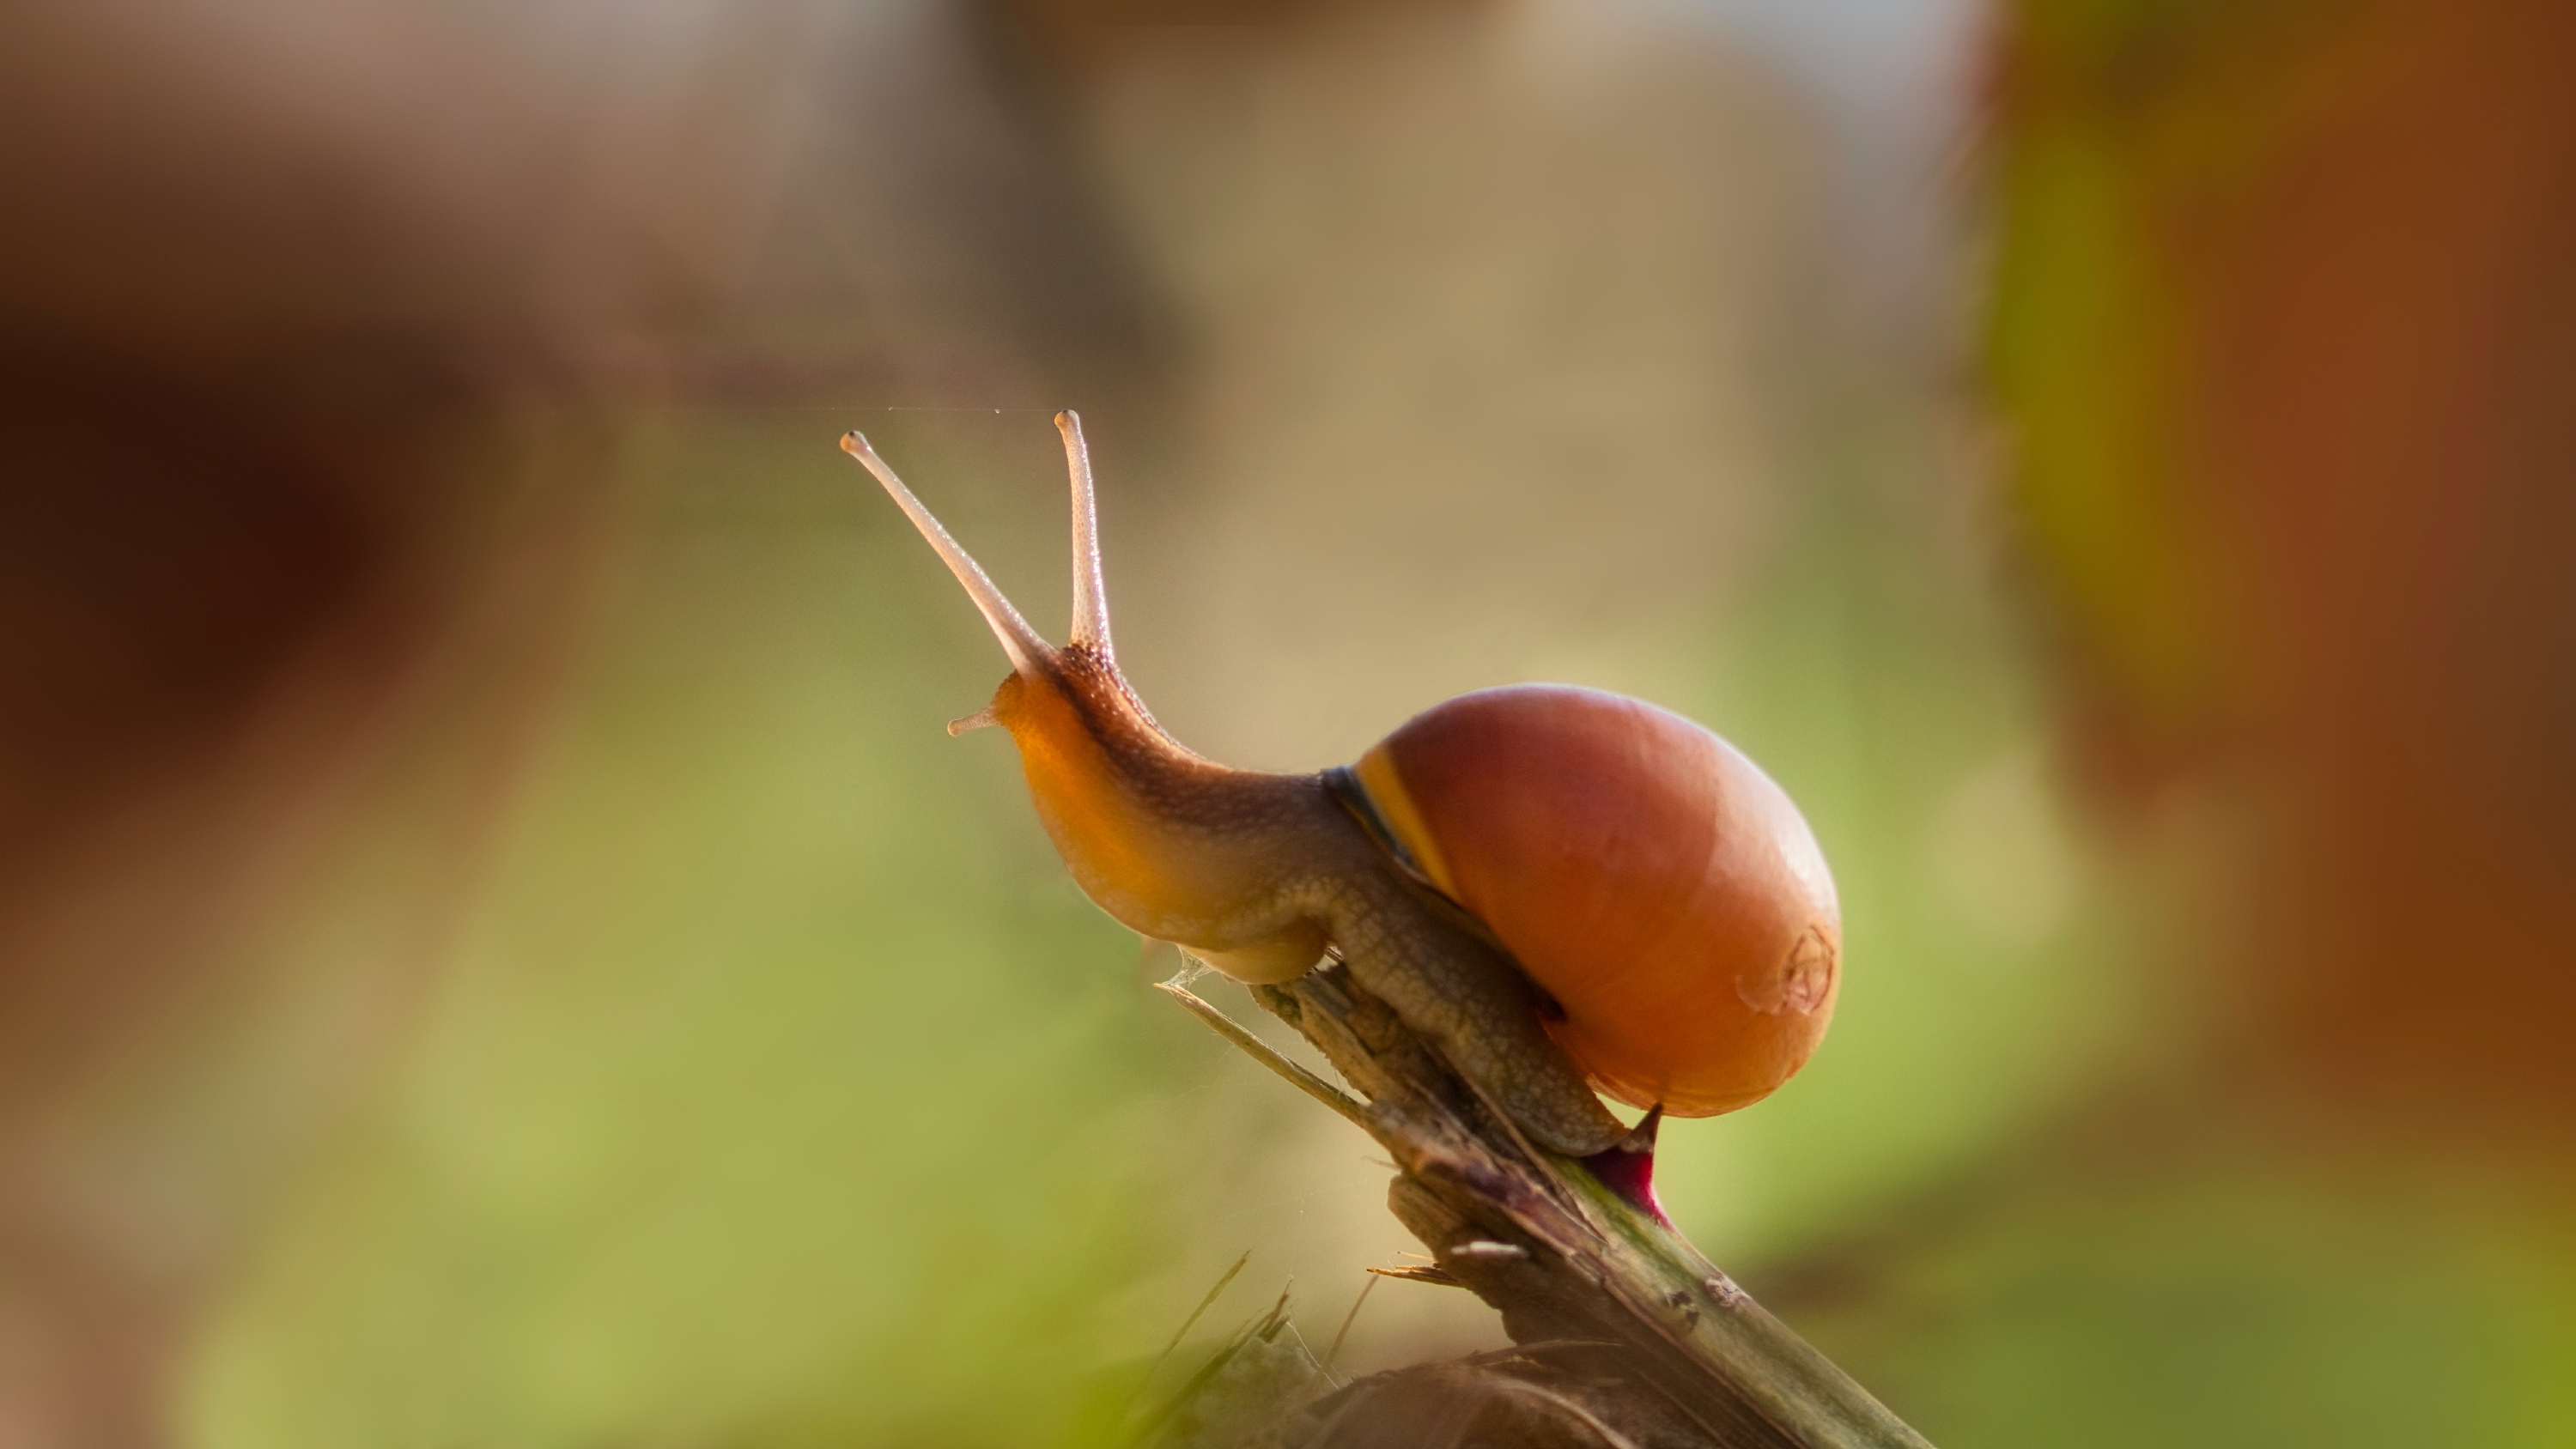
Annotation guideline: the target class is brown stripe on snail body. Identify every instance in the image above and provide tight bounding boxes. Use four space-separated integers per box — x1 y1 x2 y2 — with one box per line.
845 415 1840 1159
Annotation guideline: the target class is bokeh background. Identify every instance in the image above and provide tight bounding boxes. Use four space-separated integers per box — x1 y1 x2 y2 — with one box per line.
3 0 2573 1444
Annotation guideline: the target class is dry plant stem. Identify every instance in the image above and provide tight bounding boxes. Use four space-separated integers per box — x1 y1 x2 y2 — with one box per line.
1160 965 1933 1449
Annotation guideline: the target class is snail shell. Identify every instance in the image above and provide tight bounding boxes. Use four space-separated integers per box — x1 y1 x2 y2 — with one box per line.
1344 685 1839 1115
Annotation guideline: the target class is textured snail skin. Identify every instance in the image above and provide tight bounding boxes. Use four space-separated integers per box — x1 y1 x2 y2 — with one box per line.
1357 686 1841 1116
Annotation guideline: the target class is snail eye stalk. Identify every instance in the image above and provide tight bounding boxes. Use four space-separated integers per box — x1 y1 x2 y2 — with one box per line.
841 429 1052 675
1057 410 1113 659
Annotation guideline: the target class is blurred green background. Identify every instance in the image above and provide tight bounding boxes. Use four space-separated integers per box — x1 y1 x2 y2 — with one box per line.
3 0 2572 1446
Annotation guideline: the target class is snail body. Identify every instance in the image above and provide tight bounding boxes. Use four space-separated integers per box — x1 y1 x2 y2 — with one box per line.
847 415 1838 1157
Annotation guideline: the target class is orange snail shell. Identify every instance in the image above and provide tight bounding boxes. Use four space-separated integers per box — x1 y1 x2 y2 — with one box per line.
1346 684 1841 1116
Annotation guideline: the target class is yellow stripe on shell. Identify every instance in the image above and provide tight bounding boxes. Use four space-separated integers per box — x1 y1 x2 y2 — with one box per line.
1352 743 1459 899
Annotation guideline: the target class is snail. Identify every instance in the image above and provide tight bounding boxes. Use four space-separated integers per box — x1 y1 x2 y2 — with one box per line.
844 414 1839 1162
